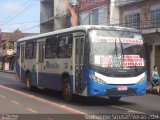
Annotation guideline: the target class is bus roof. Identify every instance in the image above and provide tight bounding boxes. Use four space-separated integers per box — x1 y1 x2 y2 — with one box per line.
18 25 139 42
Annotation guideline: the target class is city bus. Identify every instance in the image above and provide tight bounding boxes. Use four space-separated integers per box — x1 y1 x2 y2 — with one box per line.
16 25 146 101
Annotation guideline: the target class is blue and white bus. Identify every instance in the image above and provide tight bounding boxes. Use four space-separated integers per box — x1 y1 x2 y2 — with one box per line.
16 25 146 101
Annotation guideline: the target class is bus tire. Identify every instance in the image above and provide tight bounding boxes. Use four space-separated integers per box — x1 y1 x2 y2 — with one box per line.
26 73 33 91
62 77 72 102
109 96 121 101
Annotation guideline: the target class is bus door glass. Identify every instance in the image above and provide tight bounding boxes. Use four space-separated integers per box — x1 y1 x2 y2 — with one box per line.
37 42 45 87
20 45 25 81
75 36 85 93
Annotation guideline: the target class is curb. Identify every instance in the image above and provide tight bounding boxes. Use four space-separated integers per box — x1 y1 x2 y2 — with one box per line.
0 70 16 74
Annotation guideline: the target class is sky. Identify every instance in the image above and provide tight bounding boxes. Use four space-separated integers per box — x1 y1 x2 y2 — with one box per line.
0 0 40 33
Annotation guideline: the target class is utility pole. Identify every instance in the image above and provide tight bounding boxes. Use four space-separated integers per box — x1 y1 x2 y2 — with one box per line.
77 0 80 26
63 0 78 26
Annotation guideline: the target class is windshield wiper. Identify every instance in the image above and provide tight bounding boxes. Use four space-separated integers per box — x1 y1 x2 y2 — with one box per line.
119 39 139 72
115 39 118 57
109 38 119 68
119 38 124 69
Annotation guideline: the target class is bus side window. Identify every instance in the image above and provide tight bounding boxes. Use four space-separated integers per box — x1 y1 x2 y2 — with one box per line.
45 37 57 59
25 42 34 59
58 35 73 58
33 41 37 59
75 37 84 64
21 46 25 63
16 43 20 59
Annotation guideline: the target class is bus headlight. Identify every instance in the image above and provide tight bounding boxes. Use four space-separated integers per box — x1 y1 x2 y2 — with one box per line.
89 74 105 84
138 76 146 84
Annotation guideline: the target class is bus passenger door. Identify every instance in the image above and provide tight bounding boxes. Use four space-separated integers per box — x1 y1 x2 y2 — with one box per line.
75 36 85 93
20 45 25 81
37 43 45 87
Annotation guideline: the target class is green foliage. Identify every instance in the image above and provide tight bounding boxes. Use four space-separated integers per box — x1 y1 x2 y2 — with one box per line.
14 28 22 33
7 41 14 49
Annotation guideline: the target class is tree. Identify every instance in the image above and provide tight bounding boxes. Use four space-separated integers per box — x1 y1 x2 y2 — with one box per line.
14 28 22 33
7 41 14 49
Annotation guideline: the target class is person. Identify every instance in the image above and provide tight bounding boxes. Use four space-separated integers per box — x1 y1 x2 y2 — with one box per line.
151 65 160 95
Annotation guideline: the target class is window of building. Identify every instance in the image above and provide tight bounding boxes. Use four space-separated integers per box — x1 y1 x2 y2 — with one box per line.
45 37 57 59
57 35 73 58
25 42 35 59
151 8 160 27
98 7 108 25
92 9 99 25
124 13 140 29
80 12 90 25
80 7 108 25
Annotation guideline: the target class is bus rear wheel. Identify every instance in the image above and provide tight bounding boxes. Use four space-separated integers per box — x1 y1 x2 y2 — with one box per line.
109 96 121 101
62 77 72 102
26 74 32 91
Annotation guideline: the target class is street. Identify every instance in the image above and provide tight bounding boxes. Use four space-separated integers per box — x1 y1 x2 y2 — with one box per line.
0 72 160 120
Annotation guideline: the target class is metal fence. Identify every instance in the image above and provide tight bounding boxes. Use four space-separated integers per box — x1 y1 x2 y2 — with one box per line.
111 18 160 30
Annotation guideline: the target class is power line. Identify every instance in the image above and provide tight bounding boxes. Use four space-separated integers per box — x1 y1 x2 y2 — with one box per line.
0 0 39 26
0 0 32 24
21 24 40 32
9 2 38 22
0 21 39 26
0 1 38 25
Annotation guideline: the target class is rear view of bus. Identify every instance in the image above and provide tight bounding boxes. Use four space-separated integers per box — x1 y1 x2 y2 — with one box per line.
87 27 146 100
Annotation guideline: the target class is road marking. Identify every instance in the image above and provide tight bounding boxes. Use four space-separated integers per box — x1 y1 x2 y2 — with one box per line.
0 84 86 114
11 100 21 106
27 108 38 113
111 105 146 114
0 95 6 99
48 118 54 120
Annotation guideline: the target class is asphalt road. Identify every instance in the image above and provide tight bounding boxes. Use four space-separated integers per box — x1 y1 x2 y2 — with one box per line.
0 72 160 120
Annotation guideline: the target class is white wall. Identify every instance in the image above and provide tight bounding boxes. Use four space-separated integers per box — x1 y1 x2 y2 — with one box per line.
54 0 67 30
110 0 120 25
40 1 53 23
54 0 67 17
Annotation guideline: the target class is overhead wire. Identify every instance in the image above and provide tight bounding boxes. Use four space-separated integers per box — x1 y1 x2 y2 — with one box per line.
0 0 32 24
0 1 38 25
0 21 39 26
0 0 152 32
21 24 40 32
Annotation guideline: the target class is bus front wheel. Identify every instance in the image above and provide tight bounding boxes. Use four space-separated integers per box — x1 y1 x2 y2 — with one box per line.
62 77 72 102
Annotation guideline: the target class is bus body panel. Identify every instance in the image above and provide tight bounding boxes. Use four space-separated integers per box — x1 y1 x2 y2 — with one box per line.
16 25 146 98
16 30 87 95
88 69 147 96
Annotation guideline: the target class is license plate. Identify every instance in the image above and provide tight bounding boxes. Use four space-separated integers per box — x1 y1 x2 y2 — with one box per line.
117 87 128 91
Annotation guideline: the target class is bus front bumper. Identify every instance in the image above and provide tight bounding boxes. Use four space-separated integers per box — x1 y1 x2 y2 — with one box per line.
88 80 147 97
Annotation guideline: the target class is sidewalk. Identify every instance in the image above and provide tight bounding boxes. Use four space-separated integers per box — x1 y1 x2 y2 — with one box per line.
146 80 160 95
147 81 151 90
0 70 15 74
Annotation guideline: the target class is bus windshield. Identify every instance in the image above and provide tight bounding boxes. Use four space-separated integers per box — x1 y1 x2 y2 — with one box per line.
89 30 145 70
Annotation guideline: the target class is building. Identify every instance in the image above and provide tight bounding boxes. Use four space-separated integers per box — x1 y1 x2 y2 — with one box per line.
79 0 110 25
0 31 37 71
110 0 160 81
40 0 67 33
40 0 110 33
